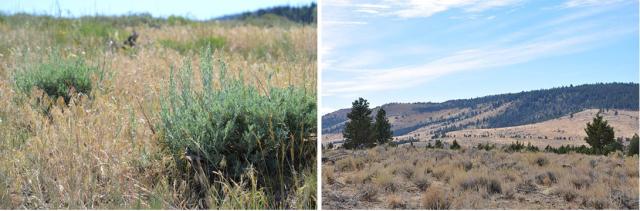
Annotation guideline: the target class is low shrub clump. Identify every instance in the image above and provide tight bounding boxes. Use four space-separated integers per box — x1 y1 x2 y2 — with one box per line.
421 186 451 209
158 49 316 208
535 171 558 186
458 176 502 194
13 53 101 105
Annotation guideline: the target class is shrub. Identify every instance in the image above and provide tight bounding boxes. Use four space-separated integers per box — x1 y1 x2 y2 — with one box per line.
535 171 558 186
545 144 593 154
397 164 415 179
458 176 502 194
554 185 577 202
327 142 334 149
533 156 548 167
505 141 525 152
421 186 450 209
526 143 539 152
412 175 430 191
14 53 100 105
477 143 494 151
335 156 363 172
158 48 316 205
450 140 461 150
460 160 473 171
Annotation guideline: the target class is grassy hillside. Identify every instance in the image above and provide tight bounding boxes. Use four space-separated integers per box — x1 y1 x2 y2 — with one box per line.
0 11 316 209
439 109 639 148
322 83 639 140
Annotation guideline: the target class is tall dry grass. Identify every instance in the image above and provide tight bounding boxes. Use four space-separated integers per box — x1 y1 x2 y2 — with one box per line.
0 14 316 209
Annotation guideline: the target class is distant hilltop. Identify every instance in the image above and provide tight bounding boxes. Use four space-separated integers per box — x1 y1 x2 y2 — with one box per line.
217 3 316 24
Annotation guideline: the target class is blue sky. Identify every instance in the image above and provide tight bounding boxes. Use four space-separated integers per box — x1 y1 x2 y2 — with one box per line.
0 0 315 20
321 0 639 114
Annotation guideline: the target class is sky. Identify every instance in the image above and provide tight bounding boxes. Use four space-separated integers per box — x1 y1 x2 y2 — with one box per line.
0 0 315 20
321 0 639 114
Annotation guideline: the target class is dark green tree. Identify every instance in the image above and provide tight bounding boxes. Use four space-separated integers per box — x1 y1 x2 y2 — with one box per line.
450 140 461 150
628 134 639 156
373 108 393 145
584 114 616 155
434 140 443 149
342 98 374 149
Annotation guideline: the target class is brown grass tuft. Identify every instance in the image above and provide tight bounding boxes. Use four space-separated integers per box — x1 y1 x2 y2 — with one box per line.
421 186 450 209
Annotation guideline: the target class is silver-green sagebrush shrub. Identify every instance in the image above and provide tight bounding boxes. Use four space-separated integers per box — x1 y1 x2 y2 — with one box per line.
158 48 316 206
13 52 104 109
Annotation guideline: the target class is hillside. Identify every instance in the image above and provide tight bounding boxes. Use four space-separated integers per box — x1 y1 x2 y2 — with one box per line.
407 109 639 148
218 3 317 24
322 83 639 142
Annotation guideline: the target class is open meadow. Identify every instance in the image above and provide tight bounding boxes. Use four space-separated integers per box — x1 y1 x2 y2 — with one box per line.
0 12 316 209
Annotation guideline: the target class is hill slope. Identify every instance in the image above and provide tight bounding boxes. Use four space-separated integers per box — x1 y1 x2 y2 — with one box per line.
322 83 639 142
218 3 316 24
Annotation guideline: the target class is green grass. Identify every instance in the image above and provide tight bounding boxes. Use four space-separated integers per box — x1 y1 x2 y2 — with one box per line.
158 48 316 208
159 36 226 55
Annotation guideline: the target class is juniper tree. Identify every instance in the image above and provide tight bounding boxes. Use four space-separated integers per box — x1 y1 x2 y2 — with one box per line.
450 140 461 150
373 108 393 145
584 114 616 155
343 97 374 149
627 134 639 156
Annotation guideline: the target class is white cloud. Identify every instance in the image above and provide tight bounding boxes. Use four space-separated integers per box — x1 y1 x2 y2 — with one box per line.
355 9 381 14
323 26 634 97
563 0 623 8
386 0 523 18
323 0 523 19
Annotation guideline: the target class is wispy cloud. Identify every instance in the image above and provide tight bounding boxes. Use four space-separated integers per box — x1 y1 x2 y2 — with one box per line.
321 0 636 106
323 24 634 97
323 0 524 19
392 0 523 18
563 0 623 8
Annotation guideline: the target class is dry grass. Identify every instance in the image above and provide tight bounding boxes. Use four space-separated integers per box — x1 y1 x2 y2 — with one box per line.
421 185 450 209
386 193 405 209
322 145 639 209
0 15 316 209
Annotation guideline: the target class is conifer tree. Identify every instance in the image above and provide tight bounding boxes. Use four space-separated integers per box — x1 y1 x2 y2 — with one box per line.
584 114 616 155
373 108 393 145
343 98 374 149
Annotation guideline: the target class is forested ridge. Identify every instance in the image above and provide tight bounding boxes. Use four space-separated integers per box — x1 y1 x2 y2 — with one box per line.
322 82 639 135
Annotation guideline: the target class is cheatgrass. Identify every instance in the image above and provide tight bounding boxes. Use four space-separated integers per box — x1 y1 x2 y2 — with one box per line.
158 48 316 209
